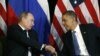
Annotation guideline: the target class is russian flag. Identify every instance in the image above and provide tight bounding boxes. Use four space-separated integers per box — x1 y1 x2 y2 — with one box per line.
8 0 50 55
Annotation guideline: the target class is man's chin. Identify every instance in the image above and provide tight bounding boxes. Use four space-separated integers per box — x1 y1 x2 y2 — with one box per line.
66 28 70 31
26 28 32 30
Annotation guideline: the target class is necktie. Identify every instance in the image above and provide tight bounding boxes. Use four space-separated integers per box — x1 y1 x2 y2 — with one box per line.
26 31 32 56
72 31 80 55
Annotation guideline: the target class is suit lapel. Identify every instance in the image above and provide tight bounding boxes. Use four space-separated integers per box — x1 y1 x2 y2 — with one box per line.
80 25 87 41
79 25 90 53
79 25 88 43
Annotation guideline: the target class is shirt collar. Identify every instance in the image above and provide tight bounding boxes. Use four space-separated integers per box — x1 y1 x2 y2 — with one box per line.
72 24 80 33
18 24 26 30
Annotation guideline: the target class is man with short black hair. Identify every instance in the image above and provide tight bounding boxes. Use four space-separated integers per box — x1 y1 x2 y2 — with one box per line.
59 10 100 56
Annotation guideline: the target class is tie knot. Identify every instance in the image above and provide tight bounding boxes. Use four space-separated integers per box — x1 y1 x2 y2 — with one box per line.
23 30 26 32
23 30 28 32
73 31 76 33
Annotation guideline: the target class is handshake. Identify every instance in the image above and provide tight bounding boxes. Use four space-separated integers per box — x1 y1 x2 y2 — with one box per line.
44 45 57 56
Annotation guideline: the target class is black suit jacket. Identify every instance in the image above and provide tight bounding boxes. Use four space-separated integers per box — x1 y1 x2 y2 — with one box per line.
59 24 100 56
6 24 42 56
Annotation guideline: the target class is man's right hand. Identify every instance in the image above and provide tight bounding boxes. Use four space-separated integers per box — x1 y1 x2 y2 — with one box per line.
45 45 56 54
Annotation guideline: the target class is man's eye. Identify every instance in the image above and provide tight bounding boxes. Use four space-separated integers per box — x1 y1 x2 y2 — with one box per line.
63 20 66 22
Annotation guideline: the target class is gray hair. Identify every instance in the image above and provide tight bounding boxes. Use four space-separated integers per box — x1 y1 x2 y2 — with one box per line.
18 12 32 22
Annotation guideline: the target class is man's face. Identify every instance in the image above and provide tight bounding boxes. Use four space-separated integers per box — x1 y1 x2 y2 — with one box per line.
62 15 75 30
22 13 34 30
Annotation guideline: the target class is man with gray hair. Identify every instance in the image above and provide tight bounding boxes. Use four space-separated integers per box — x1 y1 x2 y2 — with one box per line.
7 12 56 56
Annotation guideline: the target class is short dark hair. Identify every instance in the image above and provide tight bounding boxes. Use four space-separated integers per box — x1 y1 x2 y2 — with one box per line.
63 10 77 19
18 12 31 22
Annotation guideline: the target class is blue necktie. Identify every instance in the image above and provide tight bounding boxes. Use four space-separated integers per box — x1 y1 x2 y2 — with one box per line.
72 31 80 55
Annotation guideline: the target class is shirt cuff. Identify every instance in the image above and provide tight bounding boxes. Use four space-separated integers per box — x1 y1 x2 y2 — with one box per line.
40 44 46 51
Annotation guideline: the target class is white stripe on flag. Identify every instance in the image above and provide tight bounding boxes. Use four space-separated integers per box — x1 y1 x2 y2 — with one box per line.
37 0 50 23
62 0 74 11
90 0 100 22
55 6 67 33
51 24 63 51
0 0 6 11
0 16 7 35
79 2 94 23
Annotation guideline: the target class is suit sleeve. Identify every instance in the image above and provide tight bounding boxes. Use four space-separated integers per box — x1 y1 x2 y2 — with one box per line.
95 25 100 53
90 24 100 53
88 24 100 40
58 34 70 56
97 27 100 39
59 44 69 56
93 24 100 40
7 26 41 50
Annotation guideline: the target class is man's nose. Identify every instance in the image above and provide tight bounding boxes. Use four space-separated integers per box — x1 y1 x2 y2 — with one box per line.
62 22 65 25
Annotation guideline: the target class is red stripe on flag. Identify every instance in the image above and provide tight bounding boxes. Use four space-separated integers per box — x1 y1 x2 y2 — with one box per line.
74 6 87 24
49 0 66 50
0 3 7 24
49 34 58 48
7 4 18 26
84 0 99 25
57 0 67 13
53 15 64 37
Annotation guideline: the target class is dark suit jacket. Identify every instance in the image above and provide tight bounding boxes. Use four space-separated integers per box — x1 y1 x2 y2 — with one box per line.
59 24 100 56
6 24 42 56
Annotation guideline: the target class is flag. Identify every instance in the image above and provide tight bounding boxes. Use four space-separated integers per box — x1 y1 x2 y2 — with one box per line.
0 0 7 36
7 0 18 27
27 0 50 45
49 0 100 51
8 0 50 55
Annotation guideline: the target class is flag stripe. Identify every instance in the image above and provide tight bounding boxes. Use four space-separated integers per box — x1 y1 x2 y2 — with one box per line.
84 0 99 25
79 3 94 23
91 0 100 21
74 6 87 24
57 0 67 13
49 0 65 50
7 4 18 26
0 0 7 35
0 3 7 24
49 34 57 46
51 24 63 50
37 0 50 23
53 15 64 37
49 34 59 50
55 6 66 33
0 0 6 11
62 0 74 11
0 16 7 35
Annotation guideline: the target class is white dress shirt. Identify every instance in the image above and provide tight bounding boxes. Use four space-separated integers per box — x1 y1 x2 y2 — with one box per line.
72 24 89 55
